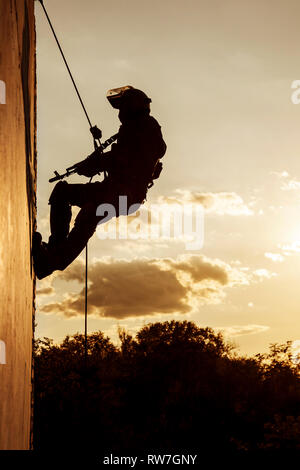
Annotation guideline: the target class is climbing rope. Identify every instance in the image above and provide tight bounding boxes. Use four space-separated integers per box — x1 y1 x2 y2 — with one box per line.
37 0 93 129
85 244 88 364
37 0 98 358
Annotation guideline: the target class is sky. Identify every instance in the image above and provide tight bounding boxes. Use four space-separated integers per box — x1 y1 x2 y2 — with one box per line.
35 0 300 357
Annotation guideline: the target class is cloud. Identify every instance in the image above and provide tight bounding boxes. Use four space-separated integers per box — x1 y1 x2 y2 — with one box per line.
291 340 300 364
158 190 254 216
36 286 55 296
272 170 289 179
281 179 300 191
280 241 300 254
264 252 285 262
273 171 300 191
40 254 248 320
252 268 277 280
36 275 58 298
165 255 229 285
217 324 270 337
92 189 253 252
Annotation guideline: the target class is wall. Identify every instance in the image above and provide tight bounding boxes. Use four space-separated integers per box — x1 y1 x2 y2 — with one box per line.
0 0 36 450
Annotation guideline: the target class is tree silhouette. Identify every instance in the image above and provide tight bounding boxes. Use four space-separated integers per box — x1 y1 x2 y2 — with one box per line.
33 321 300 454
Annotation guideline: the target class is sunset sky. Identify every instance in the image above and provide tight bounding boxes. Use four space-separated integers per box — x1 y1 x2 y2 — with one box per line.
35 0 300 357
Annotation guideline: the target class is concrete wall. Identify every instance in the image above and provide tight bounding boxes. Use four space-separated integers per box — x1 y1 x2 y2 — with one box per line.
0 0 36 450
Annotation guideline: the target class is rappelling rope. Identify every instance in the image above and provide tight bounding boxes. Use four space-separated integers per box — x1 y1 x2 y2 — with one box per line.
37 0 95 358
38 0 94 131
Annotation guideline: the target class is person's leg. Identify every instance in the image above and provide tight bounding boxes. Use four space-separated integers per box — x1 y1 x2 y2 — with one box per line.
48 181 102 247
55 180 118 270
48 181 72 247
53 201 99 271
33 180 112 278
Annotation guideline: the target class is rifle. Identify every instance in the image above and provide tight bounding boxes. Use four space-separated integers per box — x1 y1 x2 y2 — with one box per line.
49 133 118 183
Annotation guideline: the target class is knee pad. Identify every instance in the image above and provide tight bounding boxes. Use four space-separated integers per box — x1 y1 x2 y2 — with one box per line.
49 181 69 205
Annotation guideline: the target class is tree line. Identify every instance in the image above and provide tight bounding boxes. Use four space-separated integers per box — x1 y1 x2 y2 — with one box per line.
33 320 300 454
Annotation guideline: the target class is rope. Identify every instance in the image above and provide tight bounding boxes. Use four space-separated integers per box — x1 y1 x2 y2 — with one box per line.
37 0 93 129
37 0 92 359
85 243 88 363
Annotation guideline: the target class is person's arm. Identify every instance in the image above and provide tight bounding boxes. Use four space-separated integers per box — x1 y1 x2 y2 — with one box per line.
76 149 114 177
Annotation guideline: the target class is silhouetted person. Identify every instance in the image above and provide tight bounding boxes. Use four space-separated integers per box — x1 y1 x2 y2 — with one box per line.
32 86 166 279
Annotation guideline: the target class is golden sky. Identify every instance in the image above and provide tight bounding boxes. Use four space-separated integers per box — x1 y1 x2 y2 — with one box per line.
35 0 300 356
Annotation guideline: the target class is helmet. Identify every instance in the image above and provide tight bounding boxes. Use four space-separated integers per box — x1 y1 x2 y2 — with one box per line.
106 86 151 112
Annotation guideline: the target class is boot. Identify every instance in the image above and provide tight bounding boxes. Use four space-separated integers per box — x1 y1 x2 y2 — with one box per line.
32 232 56 280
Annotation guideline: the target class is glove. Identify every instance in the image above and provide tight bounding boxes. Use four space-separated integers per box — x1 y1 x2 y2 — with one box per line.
76 155 100 178
90 125 102 140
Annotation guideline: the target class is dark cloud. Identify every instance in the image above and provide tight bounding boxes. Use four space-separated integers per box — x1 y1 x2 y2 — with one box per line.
40 255 238 319
166 255 229 285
